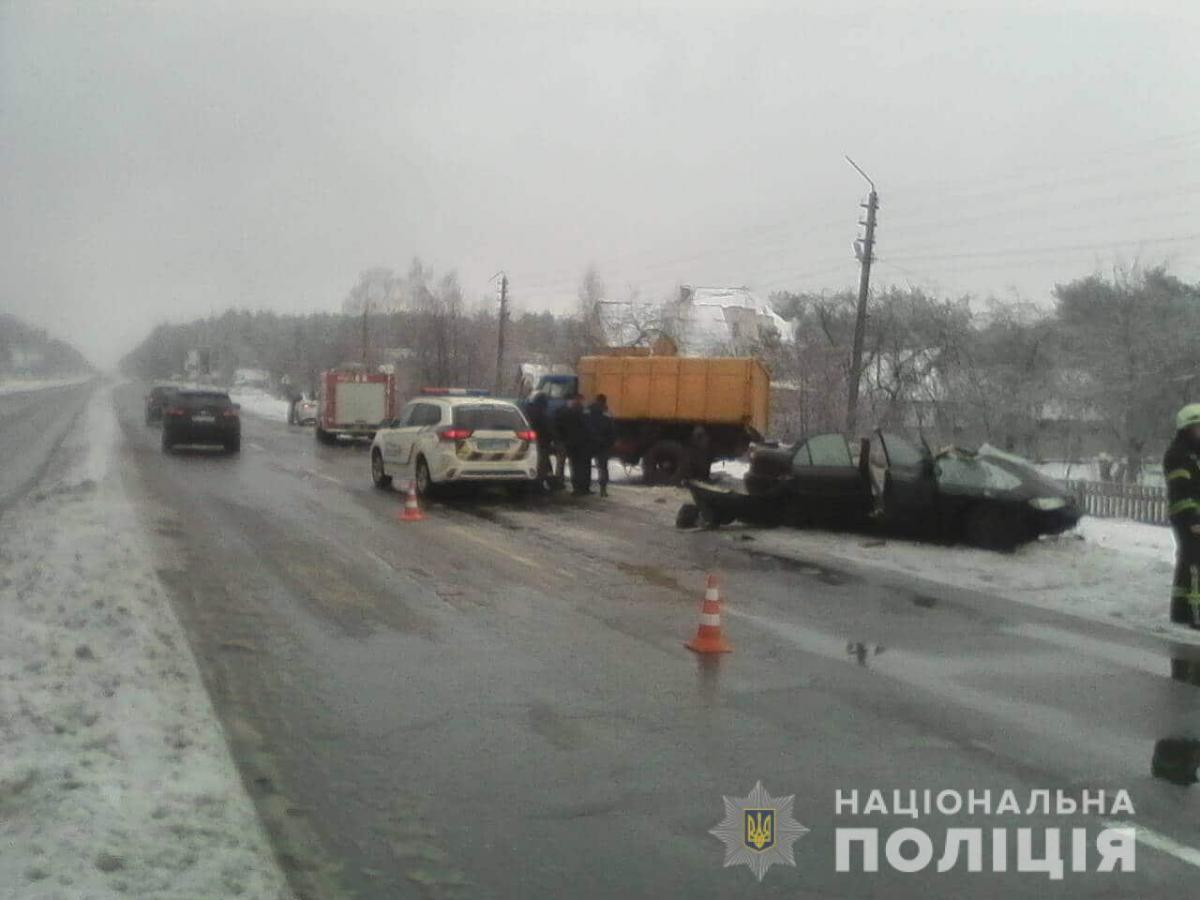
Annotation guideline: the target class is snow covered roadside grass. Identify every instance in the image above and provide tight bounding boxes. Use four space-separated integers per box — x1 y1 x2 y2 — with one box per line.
0 374 94 396
609 478 1195 644
228 386 291 423
0 385 291 899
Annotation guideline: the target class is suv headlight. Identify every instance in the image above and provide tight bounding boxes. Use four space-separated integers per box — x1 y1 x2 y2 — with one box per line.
1029 497 1067 511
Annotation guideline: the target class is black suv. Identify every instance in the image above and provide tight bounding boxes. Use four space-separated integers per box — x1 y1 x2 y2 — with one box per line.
144 385 179 425
161 389 241 454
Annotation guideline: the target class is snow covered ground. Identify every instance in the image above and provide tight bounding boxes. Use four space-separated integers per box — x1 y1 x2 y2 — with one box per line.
0 374 94 396
228 386 291 423
607 470 1196 645
0 384 292 899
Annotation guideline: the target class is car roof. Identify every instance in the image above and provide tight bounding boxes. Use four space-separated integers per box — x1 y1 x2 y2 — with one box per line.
409 396 520 408
176 388 231 397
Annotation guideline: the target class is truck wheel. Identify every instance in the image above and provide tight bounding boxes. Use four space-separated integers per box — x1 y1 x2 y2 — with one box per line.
371 450 392 489
161 432 173 453
225 436 240 454
642 440 686 485
965 506 1025 552
675 503 700 529
315 427 336 446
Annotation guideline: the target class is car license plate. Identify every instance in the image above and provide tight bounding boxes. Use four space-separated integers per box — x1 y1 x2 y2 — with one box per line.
193 414 215 423
475 439 508 450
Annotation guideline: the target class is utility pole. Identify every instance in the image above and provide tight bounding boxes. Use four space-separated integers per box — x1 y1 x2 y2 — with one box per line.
361 301 370 368
845 156 879 436
494 272 509 392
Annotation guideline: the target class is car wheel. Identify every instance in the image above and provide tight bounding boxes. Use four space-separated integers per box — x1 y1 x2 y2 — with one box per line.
415 457 434 498
675 503 700 529
642 440 686 485
965 506 1025 552
698 503 722 530
371 450 393 489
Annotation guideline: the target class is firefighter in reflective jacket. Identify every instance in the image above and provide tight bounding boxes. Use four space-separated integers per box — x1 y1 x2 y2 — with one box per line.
1165 403 1200 628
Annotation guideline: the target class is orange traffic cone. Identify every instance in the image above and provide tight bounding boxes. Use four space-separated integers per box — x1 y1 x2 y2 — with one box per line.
397 480 426 522
685 574 732 654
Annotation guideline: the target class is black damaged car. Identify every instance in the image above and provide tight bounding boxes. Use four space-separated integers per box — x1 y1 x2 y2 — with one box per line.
679 431 1081 551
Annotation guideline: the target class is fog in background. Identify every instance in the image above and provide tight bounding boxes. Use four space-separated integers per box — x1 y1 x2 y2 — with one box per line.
3 0 1198 367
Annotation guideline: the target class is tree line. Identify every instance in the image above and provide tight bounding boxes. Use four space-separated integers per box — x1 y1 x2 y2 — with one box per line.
119 260 1199 463
0 313 93 378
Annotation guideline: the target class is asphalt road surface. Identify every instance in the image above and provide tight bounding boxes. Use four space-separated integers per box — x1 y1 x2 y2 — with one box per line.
110 383 1199 899
0 380 94 514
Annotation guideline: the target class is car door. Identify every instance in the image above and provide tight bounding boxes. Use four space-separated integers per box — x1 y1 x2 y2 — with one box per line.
878 431 938 528
381 403 418 468
400 402 443 472
788 433 873 526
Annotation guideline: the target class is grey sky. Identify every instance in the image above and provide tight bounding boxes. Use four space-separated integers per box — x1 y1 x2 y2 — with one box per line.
3 0 1198 367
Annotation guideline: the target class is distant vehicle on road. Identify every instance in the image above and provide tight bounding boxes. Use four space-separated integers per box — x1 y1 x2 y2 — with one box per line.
315 369 397 444
161 389 241 454
295 397 318 426
680 431 1081 551
370 389 538 497
144 385 179 425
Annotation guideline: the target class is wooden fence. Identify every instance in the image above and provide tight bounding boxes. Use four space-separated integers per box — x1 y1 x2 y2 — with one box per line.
1065 479 1169 526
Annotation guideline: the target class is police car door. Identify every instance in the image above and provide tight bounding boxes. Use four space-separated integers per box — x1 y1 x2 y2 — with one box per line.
383 402 418 469
396 402 440 475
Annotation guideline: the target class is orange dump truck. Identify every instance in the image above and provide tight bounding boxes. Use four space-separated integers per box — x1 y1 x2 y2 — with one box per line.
576 355 769 484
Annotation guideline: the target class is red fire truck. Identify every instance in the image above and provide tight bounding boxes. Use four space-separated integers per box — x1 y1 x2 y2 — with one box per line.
315 369 398 444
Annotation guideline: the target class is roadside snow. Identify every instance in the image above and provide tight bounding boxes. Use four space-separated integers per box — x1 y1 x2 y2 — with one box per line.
229 386 290 423
610 478 1196 644
0 375 93 396
0 385 292 899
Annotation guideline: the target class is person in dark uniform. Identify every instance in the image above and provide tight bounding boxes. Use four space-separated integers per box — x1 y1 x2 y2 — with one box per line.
1165 403 1200 628
586 394 617 498
525 394 555 491
554 393 592 496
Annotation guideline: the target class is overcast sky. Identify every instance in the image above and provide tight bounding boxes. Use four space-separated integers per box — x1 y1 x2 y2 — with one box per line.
3 0 1198 367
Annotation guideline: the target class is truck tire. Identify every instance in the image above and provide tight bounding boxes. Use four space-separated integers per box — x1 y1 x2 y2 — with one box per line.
315 426 337 446
965 505 1026 552
675 503 700 529
225 436 240 454
161 432 173 453
371 450 392 489
642 440 686 485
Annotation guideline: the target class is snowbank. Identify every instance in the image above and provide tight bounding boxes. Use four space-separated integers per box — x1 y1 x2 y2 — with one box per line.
229 386 291 423
0 385 292 898
0 375 94 396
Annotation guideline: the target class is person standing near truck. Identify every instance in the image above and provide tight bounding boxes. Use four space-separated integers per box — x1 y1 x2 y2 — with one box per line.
555 393 592 496
1166 403 1200 629
586 394 616 497
526 393 556 491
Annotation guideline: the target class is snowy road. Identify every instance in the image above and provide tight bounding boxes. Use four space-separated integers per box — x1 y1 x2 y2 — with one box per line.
111 383 1200 899
0 379 93 513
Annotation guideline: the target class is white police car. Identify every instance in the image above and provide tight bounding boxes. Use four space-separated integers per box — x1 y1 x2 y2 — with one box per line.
370 389 539 496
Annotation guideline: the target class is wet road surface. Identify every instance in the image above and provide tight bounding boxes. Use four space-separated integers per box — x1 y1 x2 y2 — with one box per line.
113 383 1200 898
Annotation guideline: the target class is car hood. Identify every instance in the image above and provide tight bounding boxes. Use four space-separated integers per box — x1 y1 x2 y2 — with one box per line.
934 444 1074 502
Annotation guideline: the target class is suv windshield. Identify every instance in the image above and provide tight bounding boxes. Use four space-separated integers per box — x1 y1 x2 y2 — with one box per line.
453 405 526 431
